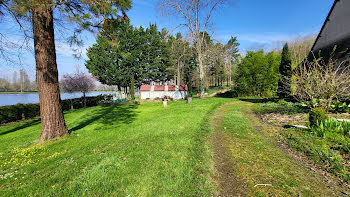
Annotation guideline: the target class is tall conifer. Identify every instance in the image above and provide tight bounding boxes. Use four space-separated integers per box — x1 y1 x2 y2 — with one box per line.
278 43 292 98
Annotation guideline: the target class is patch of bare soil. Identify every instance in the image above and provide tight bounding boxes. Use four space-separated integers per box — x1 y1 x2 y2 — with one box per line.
259 113 308 126
330 113 350 119
211 103 247 197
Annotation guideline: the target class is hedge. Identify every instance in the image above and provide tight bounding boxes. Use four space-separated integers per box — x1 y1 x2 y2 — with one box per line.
0 94 112 124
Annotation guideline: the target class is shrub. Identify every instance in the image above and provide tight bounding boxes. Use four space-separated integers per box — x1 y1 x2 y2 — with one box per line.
0 94 112 124
309 108 328 127
330 101 350 113
257 102 308 115
311 118 350 138
277 99 288 105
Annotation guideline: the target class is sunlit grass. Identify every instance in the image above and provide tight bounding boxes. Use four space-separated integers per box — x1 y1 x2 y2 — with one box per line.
0 98 230 196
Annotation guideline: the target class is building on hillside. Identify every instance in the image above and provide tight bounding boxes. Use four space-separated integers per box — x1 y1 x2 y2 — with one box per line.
307 0 350 64
140 84 188 100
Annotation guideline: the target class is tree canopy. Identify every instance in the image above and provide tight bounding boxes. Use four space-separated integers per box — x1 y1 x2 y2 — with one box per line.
86 20 171 92
234 50 281 97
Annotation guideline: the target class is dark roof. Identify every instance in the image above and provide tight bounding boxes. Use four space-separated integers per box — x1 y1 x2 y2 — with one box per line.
140 85 151 91
308 0 350 63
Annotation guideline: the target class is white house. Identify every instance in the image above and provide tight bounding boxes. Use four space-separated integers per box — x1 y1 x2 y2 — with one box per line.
140 84 188 100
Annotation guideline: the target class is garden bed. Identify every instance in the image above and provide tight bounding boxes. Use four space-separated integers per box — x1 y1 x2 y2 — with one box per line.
255 102 350 184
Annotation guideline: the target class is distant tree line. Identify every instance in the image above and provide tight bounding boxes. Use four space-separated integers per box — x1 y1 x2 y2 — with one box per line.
0 69 37 92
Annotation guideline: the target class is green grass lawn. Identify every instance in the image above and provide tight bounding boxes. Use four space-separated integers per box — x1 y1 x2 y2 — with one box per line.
0 98 230 196
1 97 348 196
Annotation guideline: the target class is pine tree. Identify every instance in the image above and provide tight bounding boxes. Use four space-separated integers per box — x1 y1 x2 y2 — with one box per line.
86 21 171 92
278 43 292 98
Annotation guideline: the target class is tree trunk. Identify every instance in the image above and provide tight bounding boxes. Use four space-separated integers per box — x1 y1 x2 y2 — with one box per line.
32 7 69 143
198 53 205 98
83 92 86 108
177 62 181 86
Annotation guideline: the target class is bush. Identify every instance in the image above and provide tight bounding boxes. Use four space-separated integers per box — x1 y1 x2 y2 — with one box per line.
277 99 288 105
330 100 350 113
310 118 350 138
0 94 112 124
257 102 308 115
309 108 328 127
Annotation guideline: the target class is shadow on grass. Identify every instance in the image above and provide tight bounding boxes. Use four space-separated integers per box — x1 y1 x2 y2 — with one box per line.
69 104 139 133
213 90 235 98
239 98 280 103
0 119 41 136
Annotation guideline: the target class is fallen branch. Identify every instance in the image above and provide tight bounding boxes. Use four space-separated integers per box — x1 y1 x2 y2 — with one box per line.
254 184 272 187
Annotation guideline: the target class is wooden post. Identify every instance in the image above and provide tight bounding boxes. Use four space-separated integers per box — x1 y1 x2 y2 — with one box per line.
187 97 192 103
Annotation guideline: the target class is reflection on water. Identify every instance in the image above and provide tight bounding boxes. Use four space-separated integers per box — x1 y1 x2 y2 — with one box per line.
0 92 114 106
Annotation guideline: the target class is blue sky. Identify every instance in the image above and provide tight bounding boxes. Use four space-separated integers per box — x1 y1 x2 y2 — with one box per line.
0 0 334 81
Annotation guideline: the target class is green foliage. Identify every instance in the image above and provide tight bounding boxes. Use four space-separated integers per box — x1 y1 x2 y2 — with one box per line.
309 108 328 127
283 128 350 183
0 95 112 124
277 43 292 98
330 100 350 113
233 50 281 97
86 21 171 91
0 104 40 124
310 118 350 138
302 98 328 109
277 99 288 105
257 102 308 115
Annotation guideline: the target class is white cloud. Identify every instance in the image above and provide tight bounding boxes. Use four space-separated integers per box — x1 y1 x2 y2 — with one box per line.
55 43 89 59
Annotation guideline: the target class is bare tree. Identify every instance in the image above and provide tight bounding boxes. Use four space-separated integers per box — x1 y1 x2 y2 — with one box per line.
288 35 316 67
61 70 96 108
158 0 231 97
294 55 350 110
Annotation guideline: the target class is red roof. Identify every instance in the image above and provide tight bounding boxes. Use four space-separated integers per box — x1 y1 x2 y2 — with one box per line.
179 85 188 91
154 85 165 91
140 85 151 91
168 85 176 91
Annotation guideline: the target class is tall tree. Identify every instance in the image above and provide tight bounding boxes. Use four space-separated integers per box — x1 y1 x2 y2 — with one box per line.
278 43 292 98
234 50 280 97
86 21 171 93
158 0 231 98
1 1 132 142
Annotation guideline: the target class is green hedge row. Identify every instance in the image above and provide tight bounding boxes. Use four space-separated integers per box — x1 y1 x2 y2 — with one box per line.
0 94 112 124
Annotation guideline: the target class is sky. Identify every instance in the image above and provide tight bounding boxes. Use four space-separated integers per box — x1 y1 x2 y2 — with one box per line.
0 0 335 81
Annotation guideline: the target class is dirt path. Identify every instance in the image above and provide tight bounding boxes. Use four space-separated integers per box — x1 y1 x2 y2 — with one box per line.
211 102 247 196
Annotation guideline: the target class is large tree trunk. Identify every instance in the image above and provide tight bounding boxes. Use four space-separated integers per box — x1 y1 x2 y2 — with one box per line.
32 7 69 143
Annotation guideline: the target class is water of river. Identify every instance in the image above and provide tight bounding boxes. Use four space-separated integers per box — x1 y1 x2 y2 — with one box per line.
0 92 114 106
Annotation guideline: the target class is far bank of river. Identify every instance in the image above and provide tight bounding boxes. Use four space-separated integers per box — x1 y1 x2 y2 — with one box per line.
0 92 114 107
